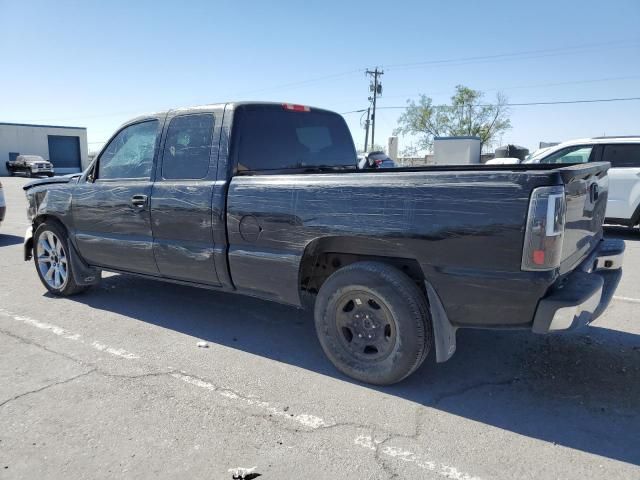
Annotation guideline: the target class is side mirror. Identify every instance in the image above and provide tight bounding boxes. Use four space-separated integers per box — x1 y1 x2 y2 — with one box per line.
86 166 97 183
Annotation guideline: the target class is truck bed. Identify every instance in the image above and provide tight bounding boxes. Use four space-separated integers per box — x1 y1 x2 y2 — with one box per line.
226 162 610 329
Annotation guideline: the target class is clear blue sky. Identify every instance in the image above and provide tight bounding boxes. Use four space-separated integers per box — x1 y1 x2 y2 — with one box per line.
1 0 639 155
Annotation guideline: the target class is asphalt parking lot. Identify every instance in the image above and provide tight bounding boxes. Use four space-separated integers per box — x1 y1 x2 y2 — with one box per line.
0 176 638 479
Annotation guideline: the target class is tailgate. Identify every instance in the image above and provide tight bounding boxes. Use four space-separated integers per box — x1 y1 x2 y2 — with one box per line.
558 162 609 274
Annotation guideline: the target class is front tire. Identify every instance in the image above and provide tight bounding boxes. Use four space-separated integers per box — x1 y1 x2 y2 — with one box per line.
33 222 88 296
314 261 432 385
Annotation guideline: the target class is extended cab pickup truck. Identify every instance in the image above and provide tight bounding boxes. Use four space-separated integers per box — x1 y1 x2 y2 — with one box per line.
23 102 624 385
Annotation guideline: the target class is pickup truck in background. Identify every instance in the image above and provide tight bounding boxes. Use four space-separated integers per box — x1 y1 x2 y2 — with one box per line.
22 102 624 385
7 155 54 177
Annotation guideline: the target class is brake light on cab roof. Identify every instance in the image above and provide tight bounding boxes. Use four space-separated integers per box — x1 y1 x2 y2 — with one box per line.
282 103 310 112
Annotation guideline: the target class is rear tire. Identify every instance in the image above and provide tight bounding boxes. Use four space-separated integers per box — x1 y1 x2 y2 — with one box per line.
33 222 88 296
314 261 432 385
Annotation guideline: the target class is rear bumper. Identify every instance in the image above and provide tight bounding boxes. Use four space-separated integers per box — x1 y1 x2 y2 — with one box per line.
532 238 624 333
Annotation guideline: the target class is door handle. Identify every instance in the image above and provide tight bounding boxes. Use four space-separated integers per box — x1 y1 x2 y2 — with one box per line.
131 194 148 208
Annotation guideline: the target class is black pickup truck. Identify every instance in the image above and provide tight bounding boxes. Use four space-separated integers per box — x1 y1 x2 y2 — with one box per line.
23 102 624 384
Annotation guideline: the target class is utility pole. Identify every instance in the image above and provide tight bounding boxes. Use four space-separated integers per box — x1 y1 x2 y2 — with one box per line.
363 106 371 152
366 67 383 151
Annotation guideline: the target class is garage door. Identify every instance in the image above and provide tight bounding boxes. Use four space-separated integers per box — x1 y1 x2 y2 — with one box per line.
47 135 81 171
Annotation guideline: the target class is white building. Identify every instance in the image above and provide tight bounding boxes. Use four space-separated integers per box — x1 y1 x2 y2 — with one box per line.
0 122 89 176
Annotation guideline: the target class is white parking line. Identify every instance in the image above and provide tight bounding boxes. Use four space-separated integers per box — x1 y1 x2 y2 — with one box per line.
613 295 640 304
0 307 139 360
355 435 481 480
0 308 81 341
178 376 480 478
91 341 139 359
172 373 327 429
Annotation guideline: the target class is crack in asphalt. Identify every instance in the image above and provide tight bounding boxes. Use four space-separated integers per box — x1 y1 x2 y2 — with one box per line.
431 377 519 406
0 327 90 367
0 369 96 409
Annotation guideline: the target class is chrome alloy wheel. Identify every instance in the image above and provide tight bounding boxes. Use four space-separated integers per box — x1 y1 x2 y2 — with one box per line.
36 231 68 289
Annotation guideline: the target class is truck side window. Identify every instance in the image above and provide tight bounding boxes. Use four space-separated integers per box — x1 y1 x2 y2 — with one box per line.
98 120 159 180
542 146 592 164
161 114 215 179
235 107 356 171
601 144 640 168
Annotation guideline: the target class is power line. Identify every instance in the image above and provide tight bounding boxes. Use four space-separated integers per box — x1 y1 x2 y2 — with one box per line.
19 39 640 124
341 96 640 114
380 74 640 100
383 39 640 71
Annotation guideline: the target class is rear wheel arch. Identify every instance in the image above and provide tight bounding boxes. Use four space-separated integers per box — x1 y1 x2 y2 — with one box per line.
298 236 426 306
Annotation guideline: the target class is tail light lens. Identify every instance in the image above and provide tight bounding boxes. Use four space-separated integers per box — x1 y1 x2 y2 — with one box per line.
522 185 566 271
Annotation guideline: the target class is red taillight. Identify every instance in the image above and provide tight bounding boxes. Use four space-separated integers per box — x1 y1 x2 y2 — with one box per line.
283 103 310 112
375 159 383 165
522 186 566 271
533 250 545 265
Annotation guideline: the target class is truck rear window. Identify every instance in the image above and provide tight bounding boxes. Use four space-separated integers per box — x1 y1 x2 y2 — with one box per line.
233 105 356 172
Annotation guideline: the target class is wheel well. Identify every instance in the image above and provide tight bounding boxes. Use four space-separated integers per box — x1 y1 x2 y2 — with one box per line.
33 214 67 232
299 238 426 305
633 202 640 226
26 215 68 260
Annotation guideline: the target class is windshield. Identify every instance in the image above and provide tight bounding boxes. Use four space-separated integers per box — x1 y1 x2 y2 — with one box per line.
523 147 553 163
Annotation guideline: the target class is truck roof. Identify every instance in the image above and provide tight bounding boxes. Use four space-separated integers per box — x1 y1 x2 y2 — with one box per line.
122 101 337 127
556 136 640 146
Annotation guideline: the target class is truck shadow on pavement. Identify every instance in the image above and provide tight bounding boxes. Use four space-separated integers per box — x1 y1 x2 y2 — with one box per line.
0 234 24 247
59 271 640 467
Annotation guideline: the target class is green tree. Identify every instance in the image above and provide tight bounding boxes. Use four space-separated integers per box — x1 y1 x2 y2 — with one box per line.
394 85 511 151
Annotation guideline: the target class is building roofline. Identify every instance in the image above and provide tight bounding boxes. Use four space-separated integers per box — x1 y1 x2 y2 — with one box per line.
0 122 86 130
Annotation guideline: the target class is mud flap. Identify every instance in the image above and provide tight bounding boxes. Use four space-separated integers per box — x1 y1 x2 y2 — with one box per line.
68 241 102 286
424 281 457 362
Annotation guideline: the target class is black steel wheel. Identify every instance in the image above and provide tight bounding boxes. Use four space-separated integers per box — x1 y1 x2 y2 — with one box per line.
334 291 397 362
314 261 432 385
